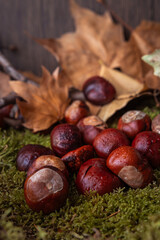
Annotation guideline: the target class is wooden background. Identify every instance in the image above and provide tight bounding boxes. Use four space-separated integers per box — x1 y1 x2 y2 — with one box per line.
0 0 160 75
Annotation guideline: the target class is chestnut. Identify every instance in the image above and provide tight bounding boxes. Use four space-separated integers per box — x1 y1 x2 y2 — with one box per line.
118 110 151 139
65 100 90 125
50 123 82 157
93 128 130 159
77 115 107 145
0 104 13 128
82 76 116 105
24 166 69 214
106 146 154 188
16 144 55 171
132 131 160 168
151 114 160 134
61 145 94 172
76 158 124 195
27 155 68 178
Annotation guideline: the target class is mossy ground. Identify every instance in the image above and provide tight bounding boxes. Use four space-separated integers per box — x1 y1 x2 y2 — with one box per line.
1 104 160 240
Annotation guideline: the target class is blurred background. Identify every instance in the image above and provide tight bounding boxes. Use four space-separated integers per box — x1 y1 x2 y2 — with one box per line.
0 0 159 75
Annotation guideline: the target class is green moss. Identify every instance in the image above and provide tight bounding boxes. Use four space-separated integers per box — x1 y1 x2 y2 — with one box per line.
0 106 160 240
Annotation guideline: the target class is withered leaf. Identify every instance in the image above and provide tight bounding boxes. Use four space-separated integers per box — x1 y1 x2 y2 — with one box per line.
111 20 160 89
98 64 145 121
0 71 12 98
36 0 124 91
10 67 70 132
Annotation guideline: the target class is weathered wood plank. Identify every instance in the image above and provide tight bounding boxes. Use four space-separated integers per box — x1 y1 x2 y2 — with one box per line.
0 0 156 75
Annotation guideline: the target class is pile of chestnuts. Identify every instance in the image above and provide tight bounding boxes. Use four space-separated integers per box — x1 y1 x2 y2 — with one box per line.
12 77 160 214
15 106 160 214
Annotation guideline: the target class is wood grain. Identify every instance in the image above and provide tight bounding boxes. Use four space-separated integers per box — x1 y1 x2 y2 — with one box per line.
0 0 158 75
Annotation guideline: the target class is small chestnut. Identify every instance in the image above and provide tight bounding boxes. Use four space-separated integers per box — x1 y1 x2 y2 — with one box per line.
77 115 107 145
132 131 160 168
61 145 94 172
50 123 82 157
16 144 54 171
24 166 69 214
151 114 160 134
27 155 68 178
76 158 124 195
93 128 130 159
107 146 154 188
65 100 90 125
118 110 151 139
82 76 116 105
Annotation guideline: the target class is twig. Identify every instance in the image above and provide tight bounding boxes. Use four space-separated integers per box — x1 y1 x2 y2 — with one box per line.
153 89 160 107
107 210 120 218
4 117 23 129
0 51 37 109
0 92 17 108
0 51 27 81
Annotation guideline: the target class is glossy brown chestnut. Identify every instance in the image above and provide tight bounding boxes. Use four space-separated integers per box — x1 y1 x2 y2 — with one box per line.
50 123 82 157
77 115 107 145
65 100 90 125
118 110 151 139
76 158 124 195
24 166 69 214
132 131 160 168
151 114 160 134
61 145 94 172
93 128 130 159
83 76 116 105
27 155 68 178
0 104 13 128
107 146 154 188
16 144 54 171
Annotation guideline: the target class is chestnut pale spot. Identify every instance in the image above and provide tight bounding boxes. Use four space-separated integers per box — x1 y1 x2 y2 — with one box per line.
122 111 146 123
43 157 65 171
118 165 143 188
83 116 104 128
26 168 63 202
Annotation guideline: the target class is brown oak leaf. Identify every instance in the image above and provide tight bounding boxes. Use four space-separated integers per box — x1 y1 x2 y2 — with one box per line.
10 67 70 132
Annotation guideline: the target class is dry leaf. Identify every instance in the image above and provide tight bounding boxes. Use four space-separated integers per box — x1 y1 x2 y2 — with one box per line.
36 0 124 90
98 64 145 121
10 67 70 132
0 71 12 98
111 20 160 89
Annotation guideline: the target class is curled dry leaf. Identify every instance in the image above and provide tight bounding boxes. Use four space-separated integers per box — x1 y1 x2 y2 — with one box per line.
10 67 70 132
0 71 12 98
98 64 145 121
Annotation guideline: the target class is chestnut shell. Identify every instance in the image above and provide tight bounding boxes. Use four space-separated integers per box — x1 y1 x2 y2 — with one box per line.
61 145 94 172
118 110 151 139
50 123 82 157
132 131 160 168
24 166 69 214
83 76 116 105
76 158 124 195
27 155 68 178
93 128 130 158
16 144 54 171
107 146 154 188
